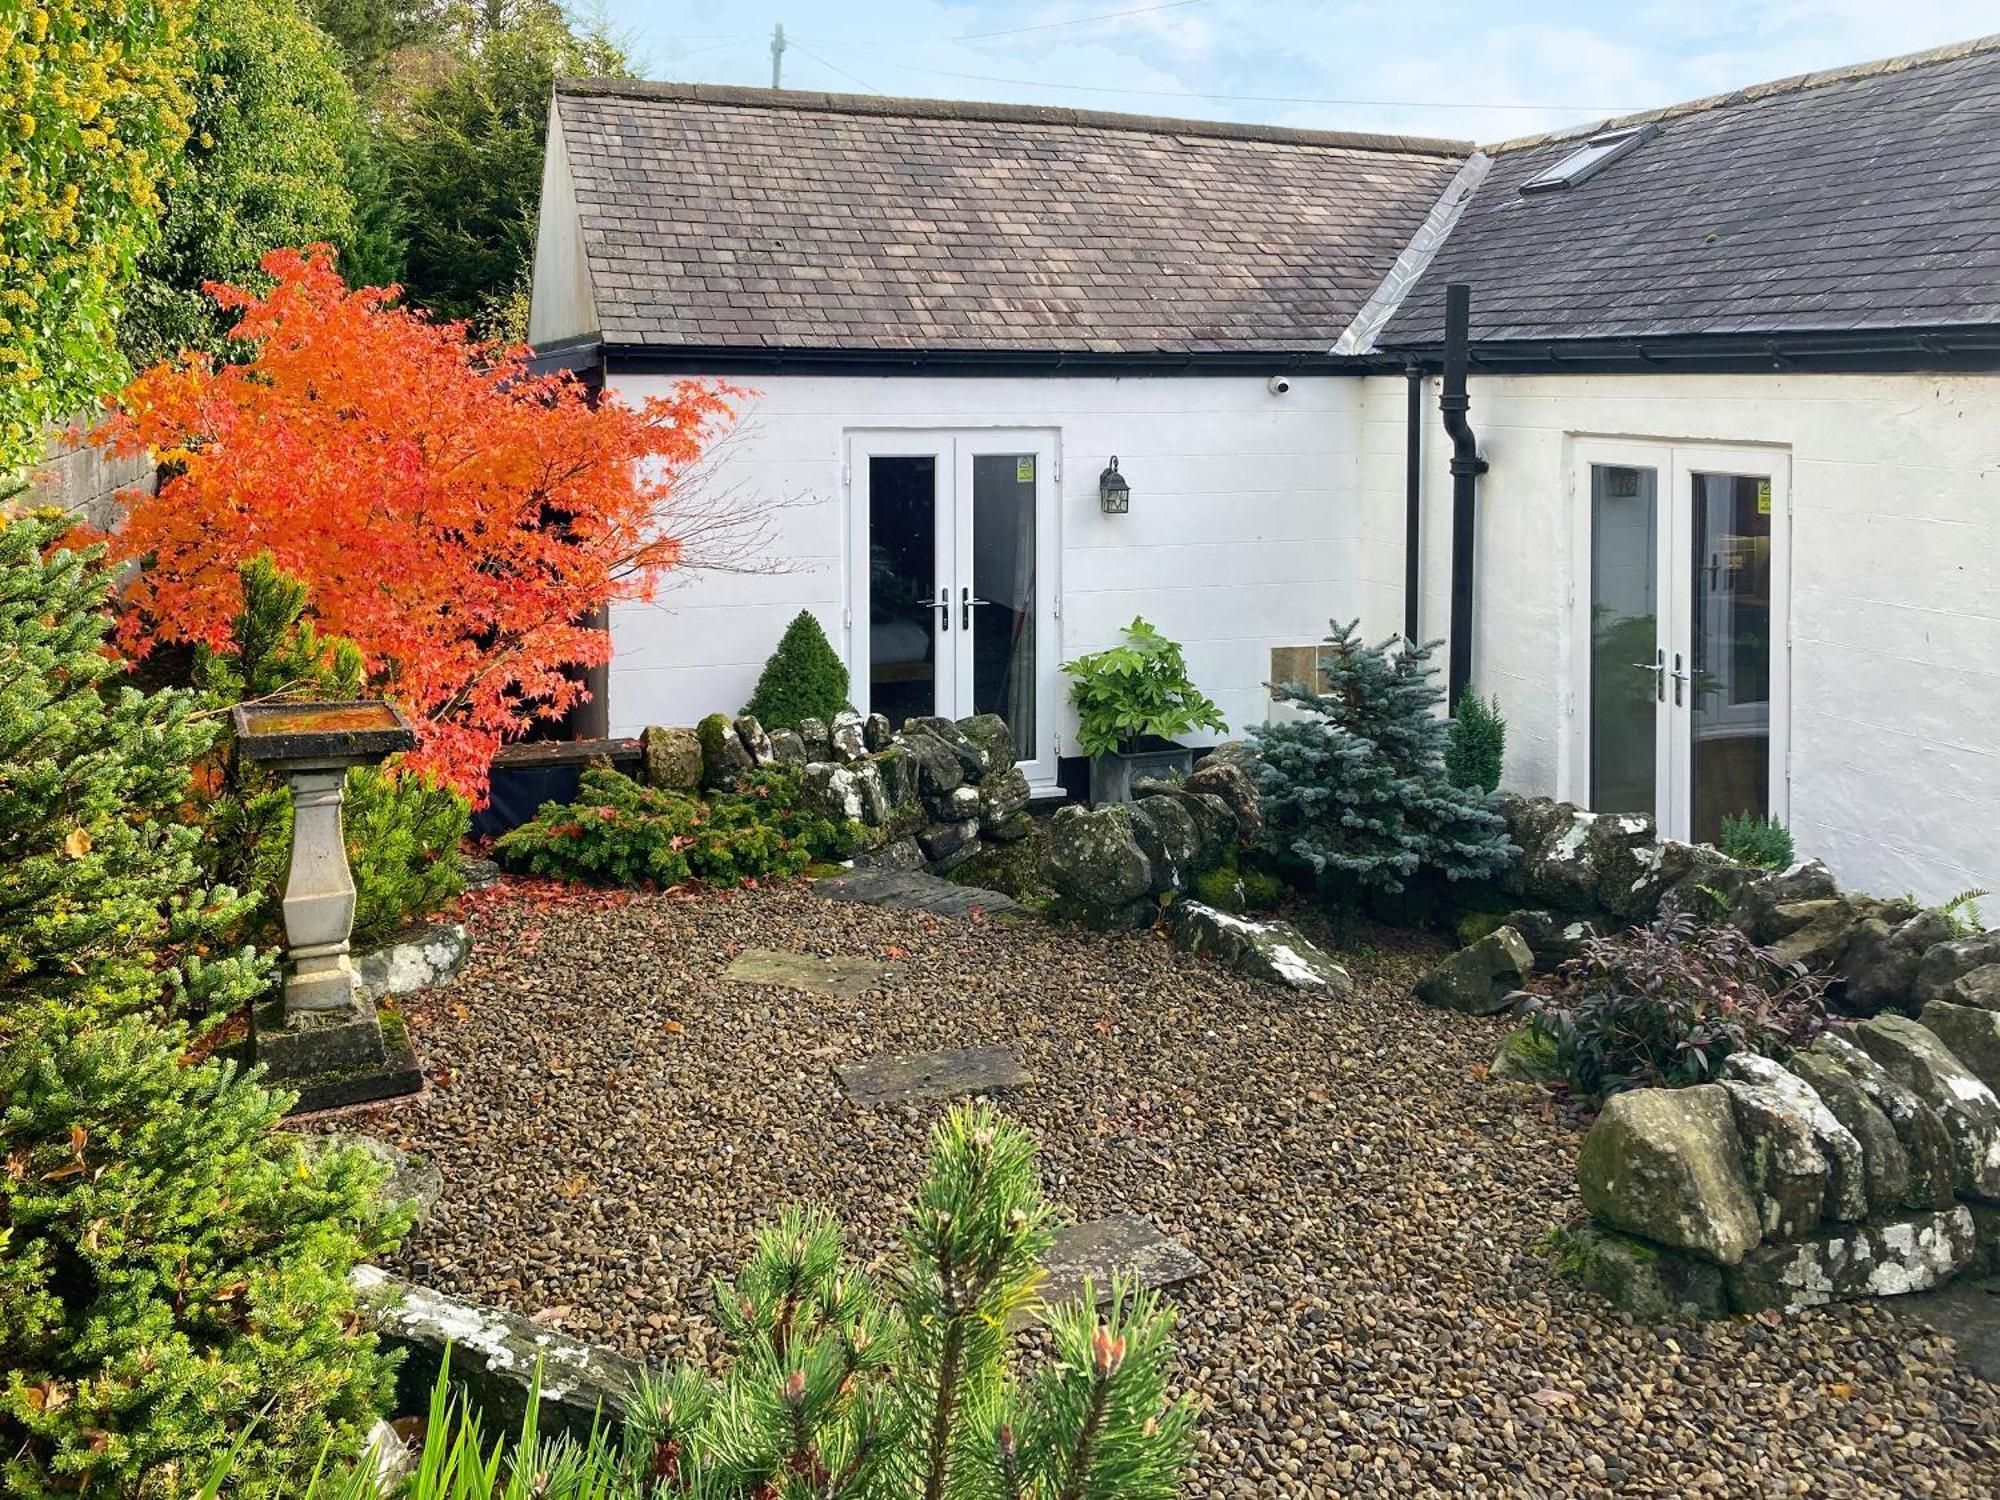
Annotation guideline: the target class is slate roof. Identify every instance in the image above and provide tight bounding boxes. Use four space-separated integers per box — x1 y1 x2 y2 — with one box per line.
552 82 1466 355
1376 35 2000 349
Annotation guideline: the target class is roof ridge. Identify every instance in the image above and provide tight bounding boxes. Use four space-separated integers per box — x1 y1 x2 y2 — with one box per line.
1482 30 2000 155
553 77 1471 159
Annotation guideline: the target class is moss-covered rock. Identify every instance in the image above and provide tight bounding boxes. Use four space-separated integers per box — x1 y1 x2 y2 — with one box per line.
1489 1024 1563 1084
697 711 752 791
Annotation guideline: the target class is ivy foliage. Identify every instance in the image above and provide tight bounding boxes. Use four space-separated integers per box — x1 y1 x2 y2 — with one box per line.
744 609 851 731
1251 620 1516 905
495 767 864 888
0 0 194 467
1062 616 1227 758
122 0 361 362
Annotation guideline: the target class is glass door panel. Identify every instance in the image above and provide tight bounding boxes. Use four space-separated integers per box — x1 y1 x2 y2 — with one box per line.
864 453 948 729
967 453 1038 762
1589 463 1661 816
1686 471 1774 844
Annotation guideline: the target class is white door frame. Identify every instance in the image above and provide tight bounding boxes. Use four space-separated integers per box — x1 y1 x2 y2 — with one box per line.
1565 437 1791 840
845 428 1063 788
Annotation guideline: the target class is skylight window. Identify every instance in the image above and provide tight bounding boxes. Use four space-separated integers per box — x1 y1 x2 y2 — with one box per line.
1519 123 1660 194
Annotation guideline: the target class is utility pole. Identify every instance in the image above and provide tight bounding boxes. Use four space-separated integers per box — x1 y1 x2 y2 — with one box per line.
770 22 786 89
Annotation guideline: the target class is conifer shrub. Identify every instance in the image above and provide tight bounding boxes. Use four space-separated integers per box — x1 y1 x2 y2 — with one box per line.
744 609 851 731
0 518 404 1496
196 1108 1196 1500
1718 812 1794 871
1250 621 1516 916
494 767 864 887
1443 692 1506 793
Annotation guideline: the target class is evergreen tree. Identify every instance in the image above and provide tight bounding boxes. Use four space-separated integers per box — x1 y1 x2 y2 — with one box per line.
1251 621 1516 906
0 517 406 1496
744 609 851 731
1444 692 1506 794
0 517 264 1029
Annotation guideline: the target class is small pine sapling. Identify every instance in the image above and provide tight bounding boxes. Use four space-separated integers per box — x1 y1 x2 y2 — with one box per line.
745 610 852 731
1717 812 1794 871
1250 621 1515 915
1444 692 1506 794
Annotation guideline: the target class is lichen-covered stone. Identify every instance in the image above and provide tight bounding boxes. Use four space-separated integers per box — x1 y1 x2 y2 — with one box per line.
916 818 979 866
1184 757 1263 835
870 742 919 811
356 921 471 1003
1502 908 1600 966
767 727 807 766
1575 1085 1762 1266
1725 1207 1977 1313
1729 861 1840 944
863 711 893 751
1501 796 1605 912
1042 803 1153 924
801 761 865 823
352 1266 641 1442
1766 898 1867 973
1563 1224 1729 1321
901 729 965 799
1787 1049 1912 1219
1172 901 1351 996
1584 810 1664 918
734 713 775 767
1714 1061 1832 1236
1640 840 1753 926
1918 999 2000 1100
696 711 752 790
1841 909 1956 1016
930 782 980 823
1415 927 1533 1016
829 709 868 763
1129 795 1201 895
1852 1013 2000 1201
1952 963 2000 1011
986 809 1034 843
1914 932 2000 1009
903 715 988 778
1806 1031 1957 1211
955 712 1015 770
1489 1024 1564 1084
1718 1051 1868 1221
978 765 1031 834
640 724 702 790
796 715 832 761
1133 782 1237 870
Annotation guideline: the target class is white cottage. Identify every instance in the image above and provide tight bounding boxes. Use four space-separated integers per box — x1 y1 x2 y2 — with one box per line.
528 35 2000 903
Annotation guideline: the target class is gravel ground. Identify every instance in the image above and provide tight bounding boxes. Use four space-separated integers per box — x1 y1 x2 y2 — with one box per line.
341 879 2000 1497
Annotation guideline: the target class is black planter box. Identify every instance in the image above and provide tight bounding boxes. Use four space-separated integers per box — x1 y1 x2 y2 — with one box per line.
1087 735 1195 804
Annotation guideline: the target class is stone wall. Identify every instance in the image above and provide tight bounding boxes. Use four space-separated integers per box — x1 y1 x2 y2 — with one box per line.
640 708 1033 877
1570 1012 2000 1317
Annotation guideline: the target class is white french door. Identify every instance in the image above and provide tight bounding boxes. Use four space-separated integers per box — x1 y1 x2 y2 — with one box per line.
1569 440 1790 844
847 430 1059 786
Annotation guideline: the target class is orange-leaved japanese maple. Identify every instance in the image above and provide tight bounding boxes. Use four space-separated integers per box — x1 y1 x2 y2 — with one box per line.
93 247 742 802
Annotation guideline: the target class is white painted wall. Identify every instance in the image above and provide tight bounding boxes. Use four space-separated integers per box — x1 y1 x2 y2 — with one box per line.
1359 371 2000 904
604 372 1365 759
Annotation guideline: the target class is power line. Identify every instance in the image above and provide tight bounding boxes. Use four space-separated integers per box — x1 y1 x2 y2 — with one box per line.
949 0 1211 43
787 39 883 95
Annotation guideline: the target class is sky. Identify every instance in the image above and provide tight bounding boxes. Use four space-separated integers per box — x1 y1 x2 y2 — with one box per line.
591 0 2000 145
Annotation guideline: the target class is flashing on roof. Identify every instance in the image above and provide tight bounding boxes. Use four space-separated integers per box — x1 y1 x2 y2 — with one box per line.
1519 122 1660 194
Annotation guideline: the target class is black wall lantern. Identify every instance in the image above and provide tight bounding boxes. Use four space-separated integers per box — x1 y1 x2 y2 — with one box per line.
1098 456 1130 514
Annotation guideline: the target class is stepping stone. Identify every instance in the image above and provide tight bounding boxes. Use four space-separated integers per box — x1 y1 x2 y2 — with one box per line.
722 947 895 999
816 868 1020 918
837 1044 1029 1105
1022 1213 1206 1327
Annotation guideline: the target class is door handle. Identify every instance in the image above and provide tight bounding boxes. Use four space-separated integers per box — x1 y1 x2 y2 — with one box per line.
961 586 990 630
930 590 951 632
1670 652 1688 706
1631 650 1666 702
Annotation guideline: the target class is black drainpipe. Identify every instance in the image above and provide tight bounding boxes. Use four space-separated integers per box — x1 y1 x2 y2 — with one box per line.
1439 282 1487 711
1403 363 1422 642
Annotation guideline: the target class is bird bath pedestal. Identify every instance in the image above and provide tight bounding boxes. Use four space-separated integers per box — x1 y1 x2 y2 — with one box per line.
233 701 422 1106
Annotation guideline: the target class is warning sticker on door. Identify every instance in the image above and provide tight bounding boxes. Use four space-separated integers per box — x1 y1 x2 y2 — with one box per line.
1756 479 1772 514
1016 456 1035 483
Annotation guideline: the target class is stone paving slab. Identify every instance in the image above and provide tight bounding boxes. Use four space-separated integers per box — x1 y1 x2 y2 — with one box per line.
837 1044 1030 1105
722 947 896 999
1025 1213 1207 1326
815 868 1021 917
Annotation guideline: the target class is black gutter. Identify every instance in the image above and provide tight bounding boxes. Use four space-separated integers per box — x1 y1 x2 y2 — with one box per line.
1378 323 2000 375
1439 284 1486 712
595 343 1371 379
1403 364 1422 642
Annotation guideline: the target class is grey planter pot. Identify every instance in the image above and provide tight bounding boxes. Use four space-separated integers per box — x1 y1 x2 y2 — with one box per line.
1087 737 1195 804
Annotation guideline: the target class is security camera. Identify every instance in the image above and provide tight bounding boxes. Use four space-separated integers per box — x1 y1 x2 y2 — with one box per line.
1266 375 1292 396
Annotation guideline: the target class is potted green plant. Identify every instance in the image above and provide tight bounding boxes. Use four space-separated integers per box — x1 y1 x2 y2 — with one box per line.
1063 616 1227 803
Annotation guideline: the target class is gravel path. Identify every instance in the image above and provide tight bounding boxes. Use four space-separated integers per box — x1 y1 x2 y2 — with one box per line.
347 880 2000 1496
